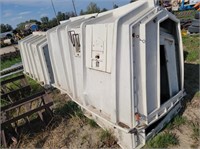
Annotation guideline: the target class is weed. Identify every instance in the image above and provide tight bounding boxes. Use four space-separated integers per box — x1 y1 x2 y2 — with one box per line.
54 100 83 118
0 98 10 107
146 132 179 148
166 122 174 130
87 119 98 128
194 91 200 97
173 115 187 126
186 50 199 62
191 122 200 141
165 115 187 130
27 78 43 93
1 56 21 71
182 35 200 63
99 129 117 147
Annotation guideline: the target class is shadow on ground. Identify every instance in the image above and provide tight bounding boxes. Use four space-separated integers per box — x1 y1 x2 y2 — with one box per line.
181 62 200 115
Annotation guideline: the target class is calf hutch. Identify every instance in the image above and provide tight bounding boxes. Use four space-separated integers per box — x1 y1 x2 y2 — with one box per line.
19 0 185 148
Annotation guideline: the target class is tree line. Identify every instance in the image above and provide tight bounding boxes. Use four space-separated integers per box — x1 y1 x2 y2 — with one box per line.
1 1 136 33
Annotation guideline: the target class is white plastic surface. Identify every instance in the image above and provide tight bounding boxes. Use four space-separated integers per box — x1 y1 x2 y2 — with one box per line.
20 0 185 148
19 32 52 86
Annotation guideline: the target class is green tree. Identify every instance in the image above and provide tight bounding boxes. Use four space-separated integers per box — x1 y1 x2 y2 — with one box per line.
80 9 85 15
113 4 118 9
0 24 13 33
101 8 108 12
65 11 76 19
57 11 66 21
41 16 49 24
85 2 100 14
49 18 58 28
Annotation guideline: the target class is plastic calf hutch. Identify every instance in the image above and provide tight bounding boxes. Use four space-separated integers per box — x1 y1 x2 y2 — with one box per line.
20 0 185 148
19 32 53 87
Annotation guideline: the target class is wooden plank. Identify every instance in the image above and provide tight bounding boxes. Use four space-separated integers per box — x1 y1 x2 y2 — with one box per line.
1 102 53 128
1 91 45 111
0 85 31 99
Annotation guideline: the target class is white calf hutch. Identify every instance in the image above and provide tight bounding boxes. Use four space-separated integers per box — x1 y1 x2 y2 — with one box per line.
19 0 185 148
19 32 53 86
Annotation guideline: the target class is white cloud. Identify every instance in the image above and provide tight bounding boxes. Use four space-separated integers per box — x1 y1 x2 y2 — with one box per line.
19 11 31 15
3 12 12 17
40 13 48 17
10 16 23 21
2 10 13 17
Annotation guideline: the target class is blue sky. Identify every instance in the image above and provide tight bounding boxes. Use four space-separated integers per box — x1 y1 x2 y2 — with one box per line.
0 0 130 29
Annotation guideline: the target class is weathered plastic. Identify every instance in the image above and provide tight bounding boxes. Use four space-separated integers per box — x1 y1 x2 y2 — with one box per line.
19 32 53 86
21 0 185 148
46 0 185 148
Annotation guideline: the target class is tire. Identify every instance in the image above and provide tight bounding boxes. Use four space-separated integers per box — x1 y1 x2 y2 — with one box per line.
188 26 200 33
192 19 200 27
6 34 12 39
194 12 200 19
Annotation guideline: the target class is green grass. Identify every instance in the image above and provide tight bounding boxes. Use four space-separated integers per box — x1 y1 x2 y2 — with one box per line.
0 56 22 70
54 100 83 118
87 119 98 128
26 77 43 93
190 121 200 148
186 50 199 62
0 72 43 107
182 35 200 63
194 91 200 97
0 72 43 93
0 98 10 107
191 122 200 141
173 115 187 126
166 115 187 130
146 132 179 148
99 129 116 147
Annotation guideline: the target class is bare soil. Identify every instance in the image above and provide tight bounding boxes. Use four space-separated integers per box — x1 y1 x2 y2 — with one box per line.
169 62 200 149
15 89 119 148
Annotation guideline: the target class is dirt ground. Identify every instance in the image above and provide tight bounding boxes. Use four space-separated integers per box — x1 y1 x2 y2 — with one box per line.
15 89 119 148
169 62 200 149
0 44 18 55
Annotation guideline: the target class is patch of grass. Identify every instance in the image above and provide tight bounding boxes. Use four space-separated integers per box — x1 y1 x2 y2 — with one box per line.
191 122 200 141
194 91 200 97
190 121 200 148
0 98 10 107
182 35 200 63
166 115 187 130
173 115 187 126
0 72 43 93
26 77 43 94
54 100 83 118
99 129 117 147
186 50 199 62
1 56 21 70
146 132 179 148
87 119 98 128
